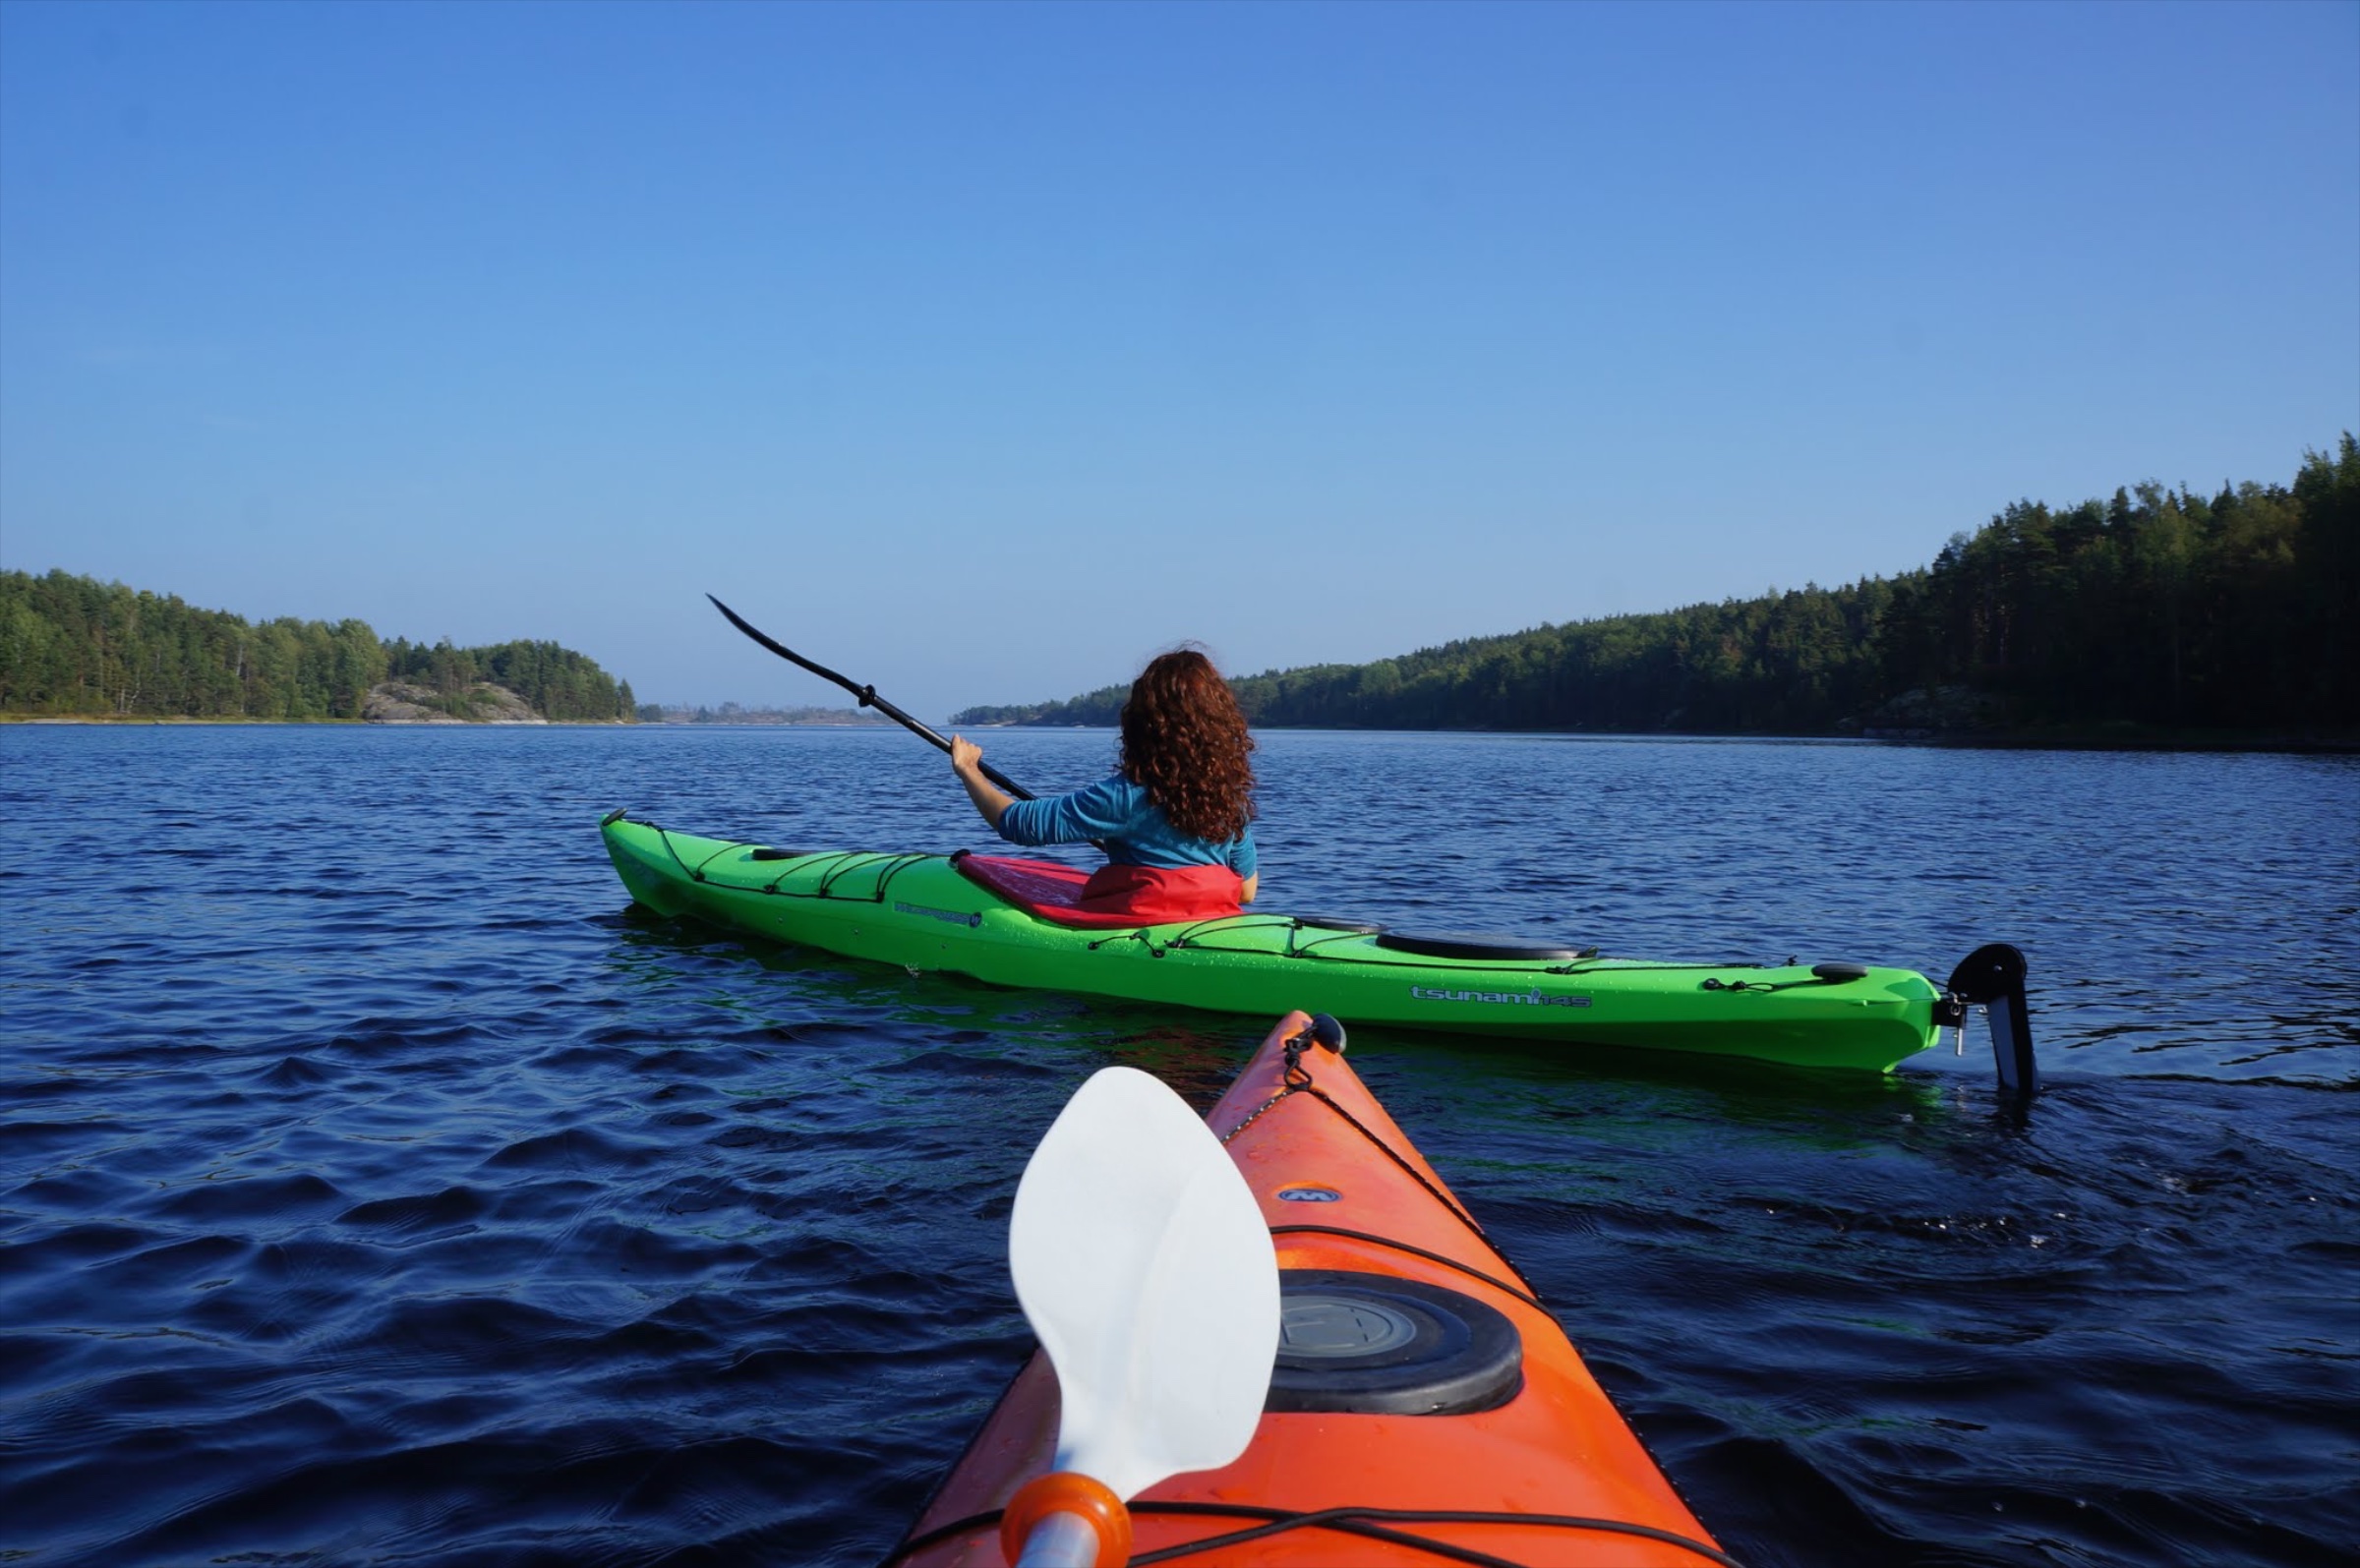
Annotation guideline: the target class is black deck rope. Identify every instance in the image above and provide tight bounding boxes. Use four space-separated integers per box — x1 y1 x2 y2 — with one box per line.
1129 1504 1745 1568
690 842 744 881
808 850 931 900
640 826 779 891
1077 909 1328 955
1162 911 1268 943
1084 928 1166 955
883 1501 1741 1568
816 851 889 898
1160 918 1392 960
651 825 707 884
1149 941 1785 981
1072 908 1283 954
743 848 844 895
870 853 932 901
1216 1024 1506 1272
713 849 849 897
1146 935 1635 978
1264 1224 1546 1314
1293 926 1384 957
1165 939 1543 975
1699 973 1831 994
668 847 948 904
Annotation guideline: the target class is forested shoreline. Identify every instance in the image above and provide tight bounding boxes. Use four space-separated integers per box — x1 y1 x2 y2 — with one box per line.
956 437 2359 741
0 571 635 722
9 439 2352 737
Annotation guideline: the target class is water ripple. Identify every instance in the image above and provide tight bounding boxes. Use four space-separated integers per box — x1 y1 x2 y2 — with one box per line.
0 726 2353 1565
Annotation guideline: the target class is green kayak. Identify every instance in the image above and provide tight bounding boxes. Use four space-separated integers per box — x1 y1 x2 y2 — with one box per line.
602 812 1979 1073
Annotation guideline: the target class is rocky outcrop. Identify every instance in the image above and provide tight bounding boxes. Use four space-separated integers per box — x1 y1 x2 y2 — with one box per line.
363 681 547 725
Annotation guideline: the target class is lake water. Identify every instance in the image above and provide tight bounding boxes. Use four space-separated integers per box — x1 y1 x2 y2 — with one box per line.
2 725 2355 1567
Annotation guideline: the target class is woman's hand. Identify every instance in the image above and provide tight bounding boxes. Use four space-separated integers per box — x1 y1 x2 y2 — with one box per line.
950 734 1014 830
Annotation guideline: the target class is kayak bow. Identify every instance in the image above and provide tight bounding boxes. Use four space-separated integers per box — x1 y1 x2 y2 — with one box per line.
890 1011 1737 1567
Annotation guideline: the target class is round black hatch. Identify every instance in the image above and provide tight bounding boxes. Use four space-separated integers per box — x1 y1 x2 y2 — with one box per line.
1375 930 1588 961
1265 1269 1522 1417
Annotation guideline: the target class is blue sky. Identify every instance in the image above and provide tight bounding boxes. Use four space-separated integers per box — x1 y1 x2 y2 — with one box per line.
3 0 2354 719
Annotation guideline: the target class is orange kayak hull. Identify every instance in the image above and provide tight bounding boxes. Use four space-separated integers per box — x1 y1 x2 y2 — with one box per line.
890 1012 1729 1567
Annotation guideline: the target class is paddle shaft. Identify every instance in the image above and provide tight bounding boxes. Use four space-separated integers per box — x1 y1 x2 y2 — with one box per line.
705 594 1038 801
1014 1513 1100 1567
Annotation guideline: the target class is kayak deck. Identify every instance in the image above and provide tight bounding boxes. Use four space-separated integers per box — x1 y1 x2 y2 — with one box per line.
889 1012 1735 1567
602 815 1942 1072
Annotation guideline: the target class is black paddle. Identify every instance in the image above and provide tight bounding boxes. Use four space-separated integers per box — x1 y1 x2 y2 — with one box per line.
706 593 1040 802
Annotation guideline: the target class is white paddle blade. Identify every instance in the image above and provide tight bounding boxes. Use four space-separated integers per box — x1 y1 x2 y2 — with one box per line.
1010 1065 1279 1503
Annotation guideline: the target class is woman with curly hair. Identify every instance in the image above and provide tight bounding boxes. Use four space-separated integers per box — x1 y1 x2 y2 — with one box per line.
950 648 1259 918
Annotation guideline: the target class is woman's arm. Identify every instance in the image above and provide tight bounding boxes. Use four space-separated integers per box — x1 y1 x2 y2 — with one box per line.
1240 873 1258 903
951 735 1015 831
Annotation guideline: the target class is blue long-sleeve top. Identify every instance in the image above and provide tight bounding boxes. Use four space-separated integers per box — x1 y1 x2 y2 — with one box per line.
996 775 1258 878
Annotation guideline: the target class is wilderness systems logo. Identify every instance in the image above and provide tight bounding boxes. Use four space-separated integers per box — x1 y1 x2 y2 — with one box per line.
1410 986 1591 1009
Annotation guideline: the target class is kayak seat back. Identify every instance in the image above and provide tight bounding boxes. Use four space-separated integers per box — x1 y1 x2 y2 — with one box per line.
953 852 1244 928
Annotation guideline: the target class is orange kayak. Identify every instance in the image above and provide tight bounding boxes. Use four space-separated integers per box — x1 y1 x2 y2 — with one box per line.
888 1012 1736 1567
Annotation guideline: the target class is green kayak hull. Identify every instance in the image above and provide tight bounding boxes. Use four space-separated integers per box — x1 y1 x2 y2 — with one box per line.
601 816 1941 1073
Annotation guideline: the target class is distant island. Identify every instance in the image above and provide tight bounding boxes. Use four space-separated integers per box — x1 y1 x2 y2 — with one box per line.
0 569 636 723
634 701 892 726
954 436 2358 747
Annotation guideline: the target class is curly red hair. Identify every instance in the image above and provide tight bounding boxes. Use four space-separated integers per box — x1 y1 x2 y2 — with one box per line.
1119 649 1257 843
